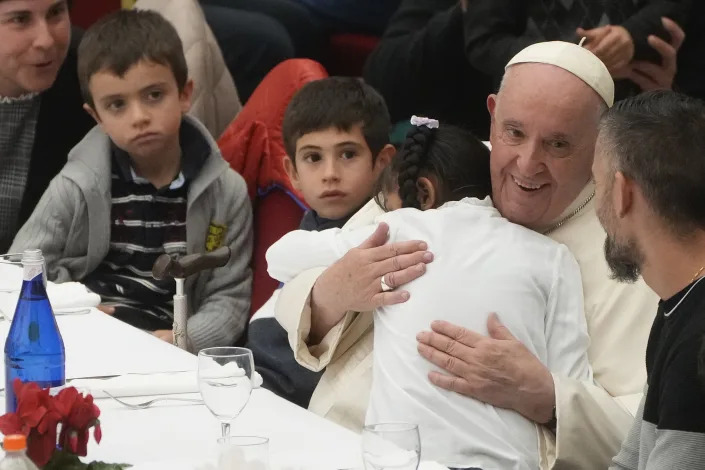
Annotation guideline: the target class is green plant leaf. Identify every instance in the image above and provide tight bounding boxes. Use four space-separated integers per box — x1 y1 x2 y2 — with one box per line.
86 462 131 470
41 450 130 470
42 450 85 470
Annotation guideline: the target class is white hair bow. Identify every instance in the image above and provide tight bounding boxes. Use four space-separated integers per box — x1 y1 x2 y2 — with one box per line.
410 115 439 129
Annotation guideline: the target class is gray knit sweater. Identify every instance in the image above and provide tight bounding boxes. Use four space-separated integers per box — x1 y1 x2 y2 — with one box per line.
10 116 253 351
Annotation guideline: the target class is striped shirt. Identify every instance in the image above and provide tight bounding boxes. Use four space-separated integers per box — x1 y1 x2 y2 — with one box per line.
610 278 705 470
83 122 209 330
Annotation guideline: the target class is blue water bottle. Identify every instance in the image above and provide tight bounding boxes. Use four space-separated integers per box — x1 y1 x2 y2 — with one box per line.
4 249 65 412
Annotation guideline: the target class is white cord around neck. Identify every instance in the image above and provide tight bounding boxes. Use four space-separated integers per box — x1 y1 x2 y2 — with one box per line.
0 92 38 104
664 275 705 317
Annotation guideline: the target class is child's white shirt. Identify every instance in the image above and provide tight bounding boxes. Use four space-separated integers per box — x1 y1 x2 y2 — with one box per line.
266 197 591 469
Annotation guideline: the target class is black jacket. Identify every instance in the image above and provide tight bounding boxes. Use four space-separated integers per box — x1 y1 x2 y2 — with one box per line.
675 0 705 100
363 0 493 138
463 0 692 84
16 36 95 240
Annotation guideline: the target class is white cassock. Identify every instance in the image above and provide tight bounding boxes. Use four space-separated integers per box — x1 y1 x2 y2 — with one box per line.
267 197 591 470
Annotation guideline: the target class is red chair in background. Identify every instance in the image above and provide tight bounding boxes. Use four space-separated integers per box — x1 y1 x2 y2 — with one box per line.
70 1 379 78
70 0 121 29
218 59 329 316
326 33 380 77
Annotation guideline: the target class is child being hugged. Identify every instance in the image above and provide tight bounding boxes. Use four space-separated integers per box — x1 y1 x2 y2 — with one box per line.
267 117 591 470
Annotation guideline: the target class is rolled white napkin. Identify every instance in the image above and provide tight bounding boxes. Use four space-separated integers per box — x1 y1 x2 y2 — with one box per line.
0 263 21 291
47 282 102 311
252 371 263 388
69 370 263 398
199 359 263 389
69 371 199 398
0 281 101 320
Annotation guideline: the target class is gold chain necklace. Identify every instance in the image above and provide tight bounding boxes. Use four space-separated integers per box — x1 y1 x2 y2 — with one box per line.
543 190 596 236
664 266 705 317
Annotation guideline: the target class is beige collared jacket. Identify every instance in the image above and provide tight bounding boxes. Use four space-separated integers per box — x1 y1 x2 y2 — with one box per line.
275 183 658 469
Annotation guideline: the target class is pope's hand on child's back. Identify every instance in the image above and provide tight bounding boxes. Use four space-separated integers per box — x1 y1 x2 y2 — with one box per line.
416 313 556 425
316 223 432 311
308 223 433 344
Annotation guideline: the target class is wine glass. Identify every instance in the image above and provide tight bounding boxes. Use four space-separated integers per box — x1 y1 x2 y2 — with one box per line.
198 347 254 438
362 423 421 470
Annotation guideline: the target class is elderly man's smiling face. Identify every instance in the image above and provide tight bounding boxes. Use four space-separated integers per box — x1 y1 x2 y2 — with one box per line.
487 63 605 230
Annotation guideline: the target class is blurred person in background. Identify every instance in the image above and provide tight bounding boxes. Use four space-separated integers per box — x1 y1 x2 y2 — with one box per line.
364 0 688 140
201 0 401 61
0 0 93 252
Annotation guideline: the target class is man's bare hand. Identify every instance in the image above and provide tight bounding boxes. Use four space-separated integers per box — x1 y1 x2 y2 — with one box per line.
577 24 611 50
578 25 634 73
417 313 555 423
627 17 685 91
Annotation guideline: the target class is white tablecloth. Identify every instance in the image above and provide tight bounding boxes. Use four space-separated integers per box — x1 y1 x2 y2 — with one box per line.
0 308 365 469
0 263 445 469
0 311 197 384
88 388 363 469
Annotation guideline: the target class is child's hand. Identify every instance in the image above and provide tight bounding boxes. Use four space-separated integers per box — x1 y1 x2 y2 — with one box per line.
577 25 635 74
152 329 174 344
96 305 115 315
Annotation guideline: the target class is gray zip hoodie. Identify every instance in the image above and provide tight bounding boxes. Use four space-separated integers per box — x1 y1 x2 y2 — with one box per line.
10 116 253 351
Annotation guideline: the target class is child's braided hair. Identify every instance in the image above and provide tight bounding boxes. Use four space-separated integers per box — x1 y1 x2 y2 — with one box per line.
396 126 435 209
381 116 491 210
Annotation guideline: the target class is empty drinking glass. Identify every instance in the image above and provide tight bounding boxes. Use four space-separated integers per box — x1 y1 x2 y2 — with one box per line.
362 423 421 470
198 347 254 438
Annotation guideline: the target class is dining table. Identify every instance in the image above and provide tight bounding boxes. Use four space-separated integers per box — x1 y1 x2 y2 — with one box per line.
0 308 367 469
0 263 446 469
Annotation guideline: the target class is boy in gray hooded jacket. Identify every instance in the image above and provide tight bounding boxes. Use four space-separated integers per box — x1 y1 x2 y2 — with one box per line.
10 9 253 352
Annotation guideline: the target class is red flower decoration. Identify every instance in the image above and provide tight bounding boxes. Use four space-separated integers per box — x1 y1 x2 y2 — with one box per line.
0 412 23 435
0 379 103 467
66 394 100 431
94 421 102 444
55 387 79 418
15 381 49 430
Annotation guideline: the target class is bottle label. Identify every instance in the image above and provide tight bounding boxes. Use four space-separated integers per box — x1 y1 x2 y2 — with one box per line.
23 265 43 281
